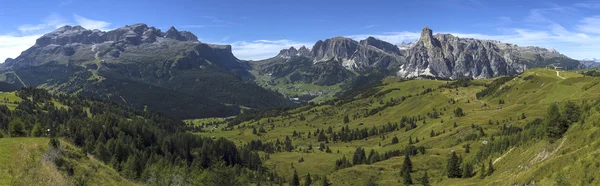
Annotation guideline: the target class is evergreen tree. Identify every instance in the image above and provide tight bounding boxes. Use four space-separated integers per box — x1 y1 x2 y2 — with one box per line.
544 104 565 140
479 162 486 179
304 173 312 186
30 121 44 137
366 178 378 186
343 115 350 124
420 171 430 186
401 154 413 174
402 169 413 185
462 162 474 178
391 136 399 144
446 151 462 178
291 170 300 186
487 159 495 176
321 175 331 186
8 118 26 137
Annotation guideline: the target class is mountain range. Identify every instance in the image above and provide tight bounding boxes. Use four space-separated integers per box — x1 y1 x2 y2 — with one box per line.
0 24 584 118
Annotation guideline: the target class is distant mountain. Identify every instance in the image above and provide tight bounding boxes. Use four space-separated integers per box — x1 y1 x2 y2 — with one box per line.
252 26 582 101
0 24 293 119
401 26 582 78
580 59 600 68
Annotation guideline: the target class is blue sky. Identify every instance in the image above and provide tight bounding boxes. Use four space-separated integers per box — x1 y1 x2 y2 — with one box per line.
1 0 600 61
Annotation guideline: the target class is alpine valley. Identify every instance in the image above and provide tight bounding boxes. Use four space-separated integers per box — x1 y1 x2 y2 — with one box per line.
2 22 600 186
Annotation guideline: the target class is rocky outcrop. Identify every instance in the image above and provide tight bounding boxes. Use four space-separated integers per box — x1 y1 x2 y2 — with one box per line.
261 26 581 81
311 37 359 63
34 24 197 48
2 24 223 70
399 26 581 79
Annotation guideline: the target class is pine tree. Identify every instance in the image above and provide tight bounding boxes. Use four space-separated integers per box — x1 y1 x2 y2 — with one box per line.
392 136 399 144
304 173 312 186
343 115 350 124
462 162 474 178
401 154 413 174
291 170 300 186
479 162 486 179
487 159 495 176
402 169 413 185
420 171 430 186
321 175 331 186
446 151 462 178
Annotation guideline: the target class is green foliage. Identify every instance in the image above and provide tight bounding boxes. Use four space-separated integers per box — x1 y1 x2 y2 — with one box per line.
476 76 514 99
0 88 259 185
199 160 249 186
49 138 60 148
454 107 465 117
321 175 331 186
462 162 474 178
402 169 413 185
583 70 600 77
401 155 413 174
391 136 399 144
30 122 44 137
420 171 430 186
447 151 462 178
544 102 581 141
292 170 300 186
486 159 494 176
305 173 312 186
8 118 25 137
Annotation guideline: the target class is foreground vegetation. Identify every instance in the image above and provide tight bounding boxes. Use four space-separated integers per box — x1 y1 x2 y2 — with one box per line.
198 68 600 185
2 68 600 185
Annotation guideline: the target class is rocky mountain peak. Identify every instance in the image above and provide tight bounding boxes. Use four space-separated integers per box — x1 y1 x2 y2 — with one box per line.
419 26 438 48
165 26 183 40
277 46 312 58
360 36 401 55
297 46 311 56
398 41 416 50
311 37 358 62
277 46 298 58
34 24 198 47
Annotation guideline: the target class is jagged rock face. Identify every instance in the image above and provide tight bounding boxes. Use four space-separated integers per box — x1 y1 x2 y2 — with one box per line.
2 24 218 70
308 36 405 70
399 26 582 79
311 37 359 62
277 46 312 58
34 24 197 48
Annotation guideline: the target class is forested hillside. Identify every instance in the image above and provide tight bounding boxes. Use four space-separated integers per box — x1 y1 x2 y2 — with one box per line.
0 88 261 185
197 68 600 185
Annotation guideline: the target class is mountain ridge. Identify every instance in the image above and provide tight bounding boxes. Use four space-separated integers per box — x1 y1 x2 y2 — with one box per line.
0 23 293 119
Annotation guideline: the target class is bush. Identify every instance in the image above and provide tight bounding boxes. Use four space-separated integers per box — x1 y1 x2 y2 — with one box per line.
49 138 61 149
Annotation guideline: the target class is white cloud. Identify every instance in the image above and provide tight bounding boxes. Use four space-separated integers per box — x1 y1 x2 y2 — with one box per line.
74 14 110 30
229 40 312 60
348 31 420 44
0 14 111 62
17 13 69 33
0 34 42 62
577 16 600 34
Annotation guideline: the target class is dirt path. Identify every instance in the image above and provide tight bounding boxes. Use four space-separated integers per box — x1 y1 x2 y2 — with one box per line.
556 71 566 79
493 147 515 165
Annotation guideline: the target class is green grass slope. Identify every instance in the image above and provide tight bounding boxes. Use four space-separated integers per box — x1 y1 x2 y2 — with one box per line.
0 138 137 186
199 68 600 185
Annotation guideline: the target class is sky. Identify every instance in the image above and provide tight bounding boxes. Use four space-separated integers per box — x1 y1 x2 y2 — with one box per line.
1 0 600 61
